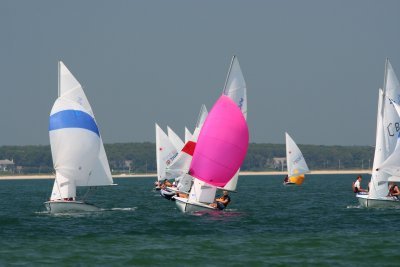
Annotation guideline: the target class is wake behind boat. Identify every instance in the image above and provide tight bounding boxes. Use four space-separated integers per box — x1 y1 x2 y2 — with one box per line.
45 61 114 214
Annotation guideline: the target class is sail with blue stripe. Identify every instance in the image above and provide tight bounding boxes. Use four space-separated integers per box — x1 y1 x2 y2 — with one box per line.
49 61 113 200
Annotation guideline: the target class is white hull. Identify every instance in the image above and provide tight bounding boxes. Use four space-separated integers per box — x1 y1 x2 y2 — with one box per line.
44 200 100 214
283 182 296 186
356 194 400 208
174 197 217 213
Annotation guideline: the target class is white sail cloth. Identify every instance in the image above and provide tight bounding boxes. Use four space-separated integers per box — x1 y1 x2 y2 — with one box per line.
49 62 113 200
285 132 309 177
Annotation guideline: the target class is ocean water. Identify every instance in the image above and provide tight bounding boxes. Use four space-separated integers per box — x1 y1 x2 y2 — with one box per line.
0 174 398 266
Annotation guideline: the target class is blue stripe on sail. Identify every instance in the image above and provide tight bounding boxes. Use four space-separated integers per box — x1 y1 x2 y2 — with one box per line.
49 110 100 137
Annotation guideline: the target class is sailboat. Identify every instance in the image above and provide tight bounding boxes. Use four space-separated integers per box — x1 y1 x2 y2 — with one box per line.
174 95 249 212
174 56 249 212
283 132 309 186
357 59 400 208
44 61 114 213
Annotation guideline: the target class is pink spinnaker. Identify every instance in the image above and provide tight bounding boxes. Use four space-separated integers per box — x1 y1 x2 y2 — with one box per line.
189 95 249 187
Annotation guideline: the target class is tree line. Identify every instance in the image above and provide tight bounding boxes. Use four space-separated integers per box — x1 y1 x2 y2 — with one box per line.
0 143 375 174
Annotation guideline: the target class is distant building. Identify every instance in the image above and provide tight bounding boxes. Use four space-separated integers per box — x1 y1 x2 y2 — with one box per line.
0 159 15 172
272 157 286 171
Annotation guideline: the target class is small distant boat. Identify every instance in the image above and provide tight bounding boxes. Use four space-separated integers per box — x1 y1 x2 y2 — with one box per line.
283 132 309 186
44 61 114 214
357 59 400 208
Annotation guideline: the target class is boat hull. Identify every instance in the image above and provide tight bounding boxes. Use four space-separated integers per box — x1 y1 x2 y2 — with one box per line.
283 182 296 186
44 200 100 214
288 175 305 185
356 194 400 208
174 197 217 213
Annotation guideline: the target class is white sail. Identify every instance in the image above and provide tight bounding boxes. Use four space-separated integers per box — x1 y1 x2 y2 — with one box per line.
49 61 113 199
382 59 400 156
221 56 247 191
368 89 389 198
184 127 193 143
196 105 208 130
223 55 247 119
377 101 400 176
286 132 309 177
167 105 208 175
156 124 179 181
167 126 184 151
368 59 400 198
87 139 113 186
50 172 75 200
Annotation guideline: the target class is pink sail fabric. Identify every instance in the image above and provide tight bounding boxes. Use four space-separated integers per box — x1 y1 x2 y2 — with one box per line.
189 95 249 187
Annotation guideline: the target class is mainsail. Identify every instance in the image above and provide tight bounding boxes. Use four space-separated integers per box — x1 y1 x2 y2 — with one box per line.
167 126 184 151
221 56 248 191
155 123 178 181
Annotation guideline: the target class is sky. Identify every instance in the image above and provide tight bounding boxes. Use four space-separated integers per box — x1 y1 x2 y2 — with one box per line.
1 0 400 146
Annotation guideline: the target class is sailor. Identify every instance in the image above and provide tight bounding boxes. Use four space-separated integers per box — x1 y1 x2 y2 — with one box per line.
210 190 231 210
283 175 289 184
353 175 367 193
388 182 400 199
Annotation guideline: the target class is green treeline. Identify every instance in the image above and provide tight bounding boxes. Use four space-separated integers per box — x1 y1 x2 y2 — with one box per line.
0 143 374 174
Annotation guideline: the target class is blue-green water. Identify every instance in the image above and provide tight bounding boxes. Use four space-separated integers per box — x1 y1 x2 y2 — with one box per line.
0 175 398 266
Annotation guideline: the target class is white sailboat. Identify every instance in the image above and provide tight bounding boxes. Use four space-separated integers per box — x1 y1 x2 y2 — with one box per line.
44 61 114 213
357 59 400 208
283 132 309 186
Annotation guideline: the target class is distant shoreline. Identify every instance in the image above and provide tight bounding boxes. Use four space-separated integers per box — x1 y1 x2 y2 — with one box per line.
0 170 371 180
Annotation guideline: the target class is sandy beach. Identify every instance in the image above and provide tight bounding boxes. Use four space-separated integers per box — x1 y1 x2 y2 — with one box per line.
0 170 371 180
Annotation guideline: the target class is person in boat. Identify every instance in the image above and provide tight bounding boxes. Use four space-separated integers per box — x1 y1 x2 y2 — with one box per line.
283 175 289 183
388 182 400 199
210 190 231 210
352 175 367 193
163 179 172 187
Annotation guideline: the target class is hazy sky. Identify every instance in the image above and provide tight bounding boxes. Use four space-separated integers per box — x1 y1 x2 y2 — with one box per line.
1 0 400 146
